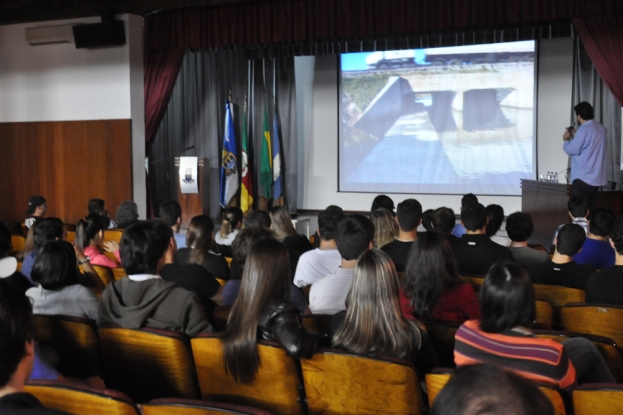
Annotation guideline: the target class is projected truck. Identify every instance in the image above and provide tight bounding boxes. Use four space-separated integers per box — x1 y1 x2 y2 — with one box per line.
365 42 535 69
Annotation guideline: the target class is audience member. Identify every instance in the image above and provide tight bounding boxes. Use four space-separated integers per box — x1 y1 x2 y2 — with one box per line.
269 206 313 255
98 220 211 337
309 214 374 314
452 203 513 276
115 200 139 229
527 224 594 290
21 218 64 281
485 204 510 247
422 209 434 232
16 225 36 262
401 232 479 323
506 212 550 267
331 249 438 378
381 199 422 272
370 194 395 216
431 364 554 415
75 214 120 269
370 208 398 249
175 215 230 281
214 206 243 256
293 206 345 288
159 201 186 249
88 198 116 229
452 193 478 237
0 223 32 295
455 260 614 389
222 227 307 311
0 279 69 414
244 210 271 229
573 208 615 268
221 239 318 384
586 215 623 305
25 196 47 229
552 198 589 244
27 241 99 320
432 207 459 245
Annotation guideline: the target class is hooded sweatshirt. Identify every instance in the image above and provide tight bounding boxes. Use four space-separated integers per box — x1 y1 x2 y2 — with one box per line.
98 277 212 337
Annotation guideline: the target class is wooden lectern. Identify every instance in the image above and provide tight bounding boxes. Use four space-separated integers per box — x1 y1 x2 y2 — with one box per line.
175 157 205 228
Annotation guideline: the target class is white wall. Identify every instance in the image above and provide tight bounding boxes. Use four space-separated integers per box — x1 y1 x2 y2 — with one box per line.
296 38 574 214
0 14 147 217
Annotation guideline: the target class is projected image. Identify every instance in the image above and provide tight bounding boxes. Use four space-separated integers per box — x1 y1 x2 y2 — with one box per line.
339 41 536 195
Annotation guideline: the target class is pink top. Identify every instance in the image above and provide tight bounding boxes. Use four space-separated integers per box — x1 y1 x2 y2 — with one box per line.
84 246 120 269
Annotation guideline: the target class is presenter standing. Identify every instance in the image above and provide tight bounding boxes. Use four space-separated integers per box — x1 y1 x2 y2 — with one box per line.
563 101 607 215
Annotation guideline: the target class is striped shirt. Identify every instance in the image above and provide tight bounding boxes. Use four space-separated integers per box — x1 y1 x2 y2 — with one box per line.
454 320 576 390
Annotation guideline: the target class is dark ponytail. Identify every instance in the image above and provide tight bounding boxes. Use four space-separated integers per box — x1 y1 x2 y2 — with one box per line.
75 214 106 250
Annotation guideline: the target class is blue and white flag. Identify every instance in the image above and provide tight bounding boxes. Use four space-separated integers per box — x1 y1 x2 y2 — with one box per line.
272 105 282 200
220 100 239 207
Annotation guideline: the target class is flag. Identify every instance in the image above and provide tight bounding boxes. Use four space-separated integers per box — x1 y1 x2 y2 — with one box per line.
260 104 273 199
272 103 282 200
240 101 253 212
220 100 239 207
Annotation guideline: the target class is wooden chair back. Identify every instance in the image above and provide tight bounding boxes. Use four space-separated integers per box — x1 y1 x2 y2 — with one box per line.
533 284 585 317
143 399 276 415
537 384 566 415
423 322 461 368
10 234 25 256
190 334 304 415
66 230 76 243
560 303 623 355
301 348 423 415
25 380 140 415
104 229 124 244
64 223 77 232
98 326 199 403
302 315 333 337
533 329 623 383
573 384 623 415
425 369 453 406
112 267 126 281
87 265 114 286
461 276 483 293
32 315 101 379
534 300 556 330
225 256 233 267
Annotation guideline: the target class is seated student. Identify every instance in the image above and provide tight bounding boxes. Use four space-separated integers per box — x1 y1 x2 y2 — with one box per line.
381 198 422 272
586 215 623 305
244 210 271 229
221 239 318 384
452 193 478 238
432 207 459 246
25 196 47 229
552 198 589 244
370 208 398 249
0 280 69 414
485 204 511 247
175 215 231 281
506 212 550 267
222 227 307 311
401 232 479 323
526 224 594 290
214 206 243 257
27 241 99 321
98 220 212 337
88 198 116 229
331 250 438 378
455 260 614 389
21 218 64 281
573 208 615 269
370 194 395 216
452 203 513 276
422 209 434 232
309 214 374 315
293 206 345 288
159 201 186 249
431 364 555 415
269 206 313 256
75 215 120 269
16 225 36 262
115 200 139 229
0 223 32 295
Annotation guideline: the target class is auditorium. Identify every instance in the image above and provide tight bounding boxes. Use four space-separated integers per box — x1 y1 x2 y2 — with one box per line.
1 1 623 414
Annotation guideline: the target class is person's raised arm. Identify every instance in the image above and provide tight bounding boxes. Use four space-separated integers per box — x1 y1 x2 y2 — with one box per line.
74 244 106 291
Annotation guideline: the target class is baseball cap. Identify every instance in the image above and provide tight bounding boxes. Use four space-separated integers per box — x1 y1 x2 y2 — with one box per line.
26 196 46 215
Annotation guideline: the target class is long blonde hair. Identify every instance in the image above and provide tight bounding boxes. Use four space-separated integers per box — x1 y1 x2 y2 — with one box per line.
371 208 399 248
332 249 421 359
269 206 298 242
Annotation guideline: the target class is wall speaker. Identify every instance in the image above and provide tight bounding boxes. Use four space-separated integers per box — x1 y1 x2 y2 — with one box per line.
72 20 125 49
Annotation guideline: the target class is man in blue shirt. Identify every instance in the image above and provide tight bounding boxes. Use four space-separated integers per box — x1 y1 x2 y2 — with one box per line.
563 102 607 215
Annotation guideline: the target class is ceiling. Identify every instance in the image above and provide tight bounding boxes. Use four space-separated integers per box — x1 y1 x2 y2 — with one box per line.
0 0 256 26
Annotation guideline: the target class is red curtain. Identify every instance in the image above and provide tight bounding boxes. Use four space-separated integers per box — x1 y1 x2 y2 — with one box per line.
574 14 623 107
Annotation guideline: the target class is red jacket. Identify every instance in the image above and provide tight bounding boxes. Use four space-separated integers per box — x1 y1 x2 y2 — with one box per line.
400 283 480 323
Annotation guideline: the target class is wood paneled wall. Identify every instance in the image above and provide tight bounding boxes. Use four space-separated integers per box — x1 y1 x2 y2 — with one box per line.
0 120 133 226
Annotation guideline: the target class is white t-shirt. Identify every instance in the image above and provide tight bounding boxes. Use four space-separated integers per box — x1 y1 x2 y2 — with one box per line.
490 234 511 247
215 229 239 246
308 267 354 315
293 248 342 288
